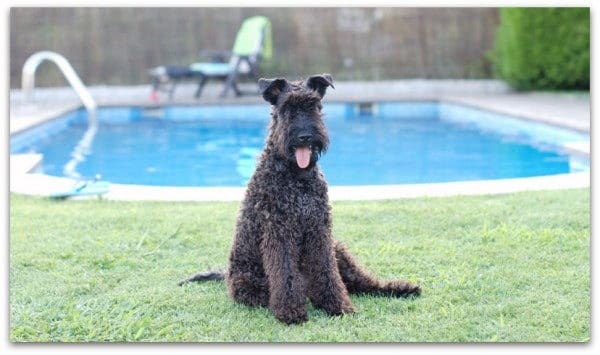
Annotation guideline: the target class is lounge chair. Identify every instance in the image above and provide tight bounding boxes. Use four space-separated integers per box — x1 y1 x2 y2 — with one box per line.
149 16 272 101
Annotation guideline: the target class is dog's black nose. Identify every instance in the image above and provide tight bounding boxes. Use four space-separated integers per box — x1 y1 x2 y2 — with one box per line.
297 134 312 143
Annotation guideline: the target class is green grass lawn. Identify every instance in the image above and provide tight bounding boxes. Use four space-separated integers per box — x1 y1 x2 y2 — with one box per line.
9 189 590 342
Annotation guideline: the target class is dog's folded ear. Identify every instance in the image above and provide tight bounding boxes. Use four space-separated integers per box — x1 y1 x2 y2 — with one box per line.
306 74 334 98
258 78 289 105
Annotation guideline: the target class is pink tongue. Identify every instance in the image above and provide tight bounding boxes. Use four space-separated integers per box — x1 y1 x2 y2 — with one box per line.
295 147 311 169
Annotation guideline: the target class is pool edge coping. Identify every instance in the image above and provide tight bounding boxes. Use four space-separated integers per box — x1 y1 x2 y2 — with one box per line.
9 169 590 201
110 171 591 201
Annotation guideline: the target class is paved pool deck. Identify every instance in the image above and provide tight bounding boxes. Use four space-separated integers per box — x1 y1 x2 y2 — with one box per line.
9 79 591 201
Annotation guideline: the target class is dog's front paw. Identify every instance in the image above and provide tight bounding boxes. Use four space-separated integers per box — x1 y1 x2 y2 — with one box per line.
319 297 355 316
274 308 309 325
341 302 355 314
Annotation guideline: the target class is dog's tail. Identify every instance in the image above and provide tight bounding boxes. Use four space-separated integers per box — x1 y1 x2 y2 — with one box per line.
178 270 225 286
334 241 421 297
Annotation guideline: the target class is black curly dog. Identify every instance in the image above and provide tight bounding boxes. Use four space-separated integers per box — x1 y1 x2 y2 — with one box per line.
180 74 421 324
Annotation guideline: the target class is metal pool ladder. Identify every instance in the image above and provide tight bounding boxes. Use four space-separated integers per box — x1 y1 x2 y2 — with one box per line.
21 51 98 179
22 50 97 118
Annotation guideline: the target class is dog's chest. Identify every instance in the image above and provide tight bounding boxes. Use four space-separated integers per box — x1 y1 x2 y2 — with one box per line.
287 182 328 224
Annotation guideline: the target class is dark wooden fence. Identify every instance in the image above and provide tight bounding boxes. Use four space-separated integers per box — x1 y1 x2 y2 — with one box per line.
10 7 499 87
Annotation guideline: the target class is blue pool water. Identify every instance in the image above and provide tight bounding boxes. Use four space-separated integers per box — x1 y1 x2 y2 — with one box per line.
11 102 589 186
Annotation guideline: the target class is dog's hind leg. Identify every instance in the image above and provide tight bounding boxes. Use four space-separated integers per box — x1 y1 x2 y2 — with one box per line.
227 268 269 308
226 204 271 309
334 241 421 297
227 243 270 308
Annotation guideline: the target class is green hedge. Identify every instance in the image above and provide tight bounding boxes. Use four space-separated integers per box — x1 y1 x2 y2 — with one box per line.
493 8 589 90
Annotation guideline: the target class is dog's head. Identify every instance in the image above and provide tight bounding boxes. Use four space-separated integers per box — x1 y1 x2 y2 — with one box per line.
258 74 334 171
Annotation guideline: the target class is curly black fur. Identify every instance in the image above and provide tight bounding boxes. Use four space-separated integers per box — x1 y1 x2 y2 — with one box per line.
182 74 421 324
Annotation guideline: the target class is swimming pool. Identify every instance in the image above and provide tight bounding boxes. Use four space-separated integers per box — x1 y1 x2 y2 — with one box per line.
10 102 589 187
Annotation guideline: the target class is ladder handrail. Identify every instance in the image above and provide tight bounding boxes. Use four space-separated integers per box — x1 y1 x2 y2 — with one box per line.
21 51 98 180
21 51 97 118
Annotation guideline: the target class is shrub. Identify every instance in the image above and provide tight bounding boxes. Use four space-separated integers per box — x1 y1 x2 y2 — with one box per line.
493 8 589 90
